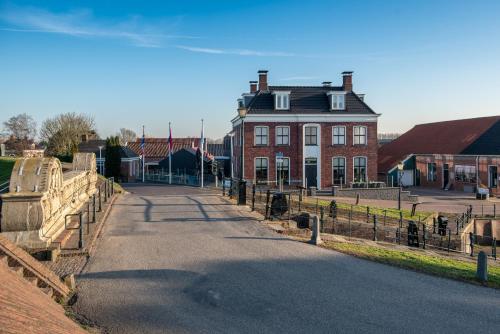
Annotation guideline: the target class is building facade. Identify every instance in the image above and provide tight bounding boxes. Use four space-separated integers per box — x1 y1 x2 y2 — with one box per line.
231 70 379 189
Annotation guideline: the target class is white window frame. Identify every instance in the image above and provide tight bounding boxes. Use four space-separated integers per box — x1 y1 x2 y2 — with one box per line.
275 126 290 146
332 126 346 145
254 157 269 184
353 126 367 145
275 157 290 185
254 126 269 146
304 126 318 146
327 92 346 110
273 91 291 110
332 156 346 185
353 156 367 183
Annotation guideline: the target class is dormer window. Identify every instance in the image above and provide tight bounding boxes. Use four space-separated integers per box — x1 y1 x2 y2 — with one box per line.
327 92 346 110
272 91 291 110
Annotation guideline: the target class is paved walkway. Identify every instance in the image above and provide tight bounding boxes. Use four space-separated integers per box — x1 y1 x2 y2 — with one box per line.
74 184 500 334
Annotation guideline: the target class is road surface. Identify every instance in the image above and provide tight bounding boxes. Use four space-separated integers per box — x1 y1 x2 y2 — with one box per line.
74 184 500 334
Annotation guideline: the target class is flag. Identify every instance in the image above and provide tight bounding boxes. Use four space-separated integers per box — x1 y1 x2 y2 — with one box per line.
168 123 173 157
200 119 204 188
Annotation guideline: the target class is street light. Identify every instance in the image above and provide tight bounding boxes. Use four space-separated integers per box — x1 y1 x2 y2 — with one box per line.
397 162 404 210
238 107 247 181
98 145 104 175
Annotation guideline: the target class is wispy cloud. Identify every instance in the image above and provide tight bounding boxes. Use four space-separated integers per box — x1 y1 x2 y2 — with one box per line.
175 45 296 57
0 5 197 48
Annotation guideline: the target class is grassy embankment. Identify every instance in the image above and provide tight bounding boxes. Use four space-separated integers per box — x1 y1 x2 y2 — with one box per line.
322 241 500 289
0 157 16 185
308 198 434 221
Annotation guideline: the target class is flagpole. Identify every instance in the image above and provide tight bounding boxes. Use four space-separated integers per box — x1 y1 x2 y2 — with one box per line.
169 122 172 185
142 125 145 183
201 119 204 188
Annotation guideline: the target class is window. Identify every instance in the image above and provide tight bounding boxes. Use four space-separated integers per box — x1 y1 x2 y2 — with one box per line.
274 92 290 110
305 126 318 146
332 126 346 145
455 165 476 183
353 126 367 145
276 157 290 185
255 158 268 184
332 157 346 185
427 163 437 182
353 157 367 182
328 93 345 110
276 126 290 145
254 126 268 145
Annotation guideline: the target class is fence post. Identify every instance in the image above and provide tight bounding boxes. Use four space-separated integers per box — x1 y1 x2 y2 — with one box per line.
399 211 403 229
396 227 400 245
78 213 83 249
298 189 302 211
320 206 325 233
104 181 108 203
87 201 91 234
433 217 436 234
98 186 102 211
422 223 426 249
355 193 360 205
456 218 460 236
373 214 378 241
288 193 292 220
348 205 352 240
92 194 96 223
111 178 114 195
366 207 370 224
447 228 451 253
251 184 256 211
265 190 271 219
469 232 474 256
383 210 387 226
222 179 226 196
492 238 497 260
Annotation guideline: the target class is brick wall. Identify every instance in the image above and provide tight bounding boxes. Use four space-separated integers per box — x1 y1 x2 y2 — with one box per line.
233 121 378 188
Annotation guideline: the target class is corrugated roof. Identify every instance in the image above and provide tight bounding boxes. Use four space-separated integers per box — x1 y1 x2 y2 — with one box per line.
378 116 500 174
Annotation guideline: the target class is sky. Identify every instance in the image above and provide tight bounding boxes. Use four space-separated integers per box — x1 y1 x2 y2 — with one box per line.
1 0 500 139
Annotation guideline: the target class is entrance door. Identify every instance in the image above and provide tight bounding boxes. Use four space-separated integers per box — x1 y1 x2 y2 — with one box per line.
305 158 317 188
489 166 498 189
443 164 449 189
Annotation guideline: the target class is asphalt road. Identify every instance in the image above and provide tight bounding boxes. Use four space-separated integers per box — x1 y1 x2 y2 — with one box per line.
74 184 500 334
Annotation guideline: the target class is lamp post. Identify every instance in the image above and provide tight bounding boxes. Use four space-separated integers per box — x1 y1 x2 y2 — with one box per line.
397 162 404 211
98 145 104 175
238 107 247 181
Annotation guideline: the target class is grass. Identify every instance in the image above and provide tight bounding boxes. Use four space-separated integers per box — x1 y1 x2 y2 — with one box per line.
97 174 125 194
0 157 17 185
309 198 434 221
322 241 500 289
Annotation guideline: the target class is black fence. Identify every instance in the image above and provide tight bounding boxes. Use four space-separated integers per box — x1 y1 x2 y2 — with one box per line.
221 182 498 259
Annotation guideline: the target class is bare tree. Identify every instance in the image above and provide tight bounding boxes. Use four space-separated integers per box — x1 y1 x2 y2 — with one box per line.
3 113 37 140
40 113 96 156
117 128 137 145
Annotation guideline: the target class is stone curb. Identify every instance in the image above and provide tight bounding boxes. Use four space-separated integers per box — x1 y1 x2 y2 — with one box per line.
86 194 118 259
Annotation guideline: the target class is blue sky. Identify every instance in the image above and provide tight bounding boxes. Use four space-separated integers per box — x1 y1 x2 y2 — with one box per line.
1 0 500 139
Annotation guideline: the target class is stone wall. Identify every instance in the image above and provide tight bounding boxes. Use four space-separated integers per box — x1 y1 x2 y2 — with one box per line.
332 186 419 202
0 153 97 250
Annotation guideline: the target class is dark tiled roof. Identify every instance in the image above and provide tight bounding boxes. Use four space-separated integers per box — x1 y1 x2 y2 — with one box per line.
127 138 226 163
77 140 139 159
246 86 375 114
378 116 500 174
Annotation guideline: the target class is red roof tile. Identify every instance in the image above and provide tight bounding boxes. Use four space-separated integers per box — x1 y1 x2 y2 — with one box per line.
378 116 500 174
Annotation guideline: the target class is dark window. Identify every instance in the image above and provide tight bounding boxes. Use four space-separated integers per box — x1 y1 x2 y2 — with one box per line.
454 165 476 183
353 126 367 145
255 158 268 184
276 157 290 185
427 163 437 182
305 126 317 146
353 157 367 182
333 126 346 145
332 157 346 185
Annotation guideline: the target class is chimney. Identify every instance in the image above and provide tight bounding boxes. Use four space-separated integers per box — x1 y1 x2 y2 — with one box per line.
258 70 268 91
249 81 258 93
322 81 332 87
342 71 353 92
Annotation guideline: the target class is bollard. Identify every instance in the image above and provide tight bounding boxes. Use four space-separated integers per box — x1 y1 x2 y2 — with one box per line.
373 214 378 241
78 213 83 249
476 251 488 282
310 215 322 245
433 217 436 234
251 184 256 211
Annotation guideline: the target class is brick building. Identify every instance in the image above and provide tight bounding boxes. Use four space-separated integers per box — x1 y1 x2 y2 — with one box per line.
230 70 380 189
378 116 500 196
